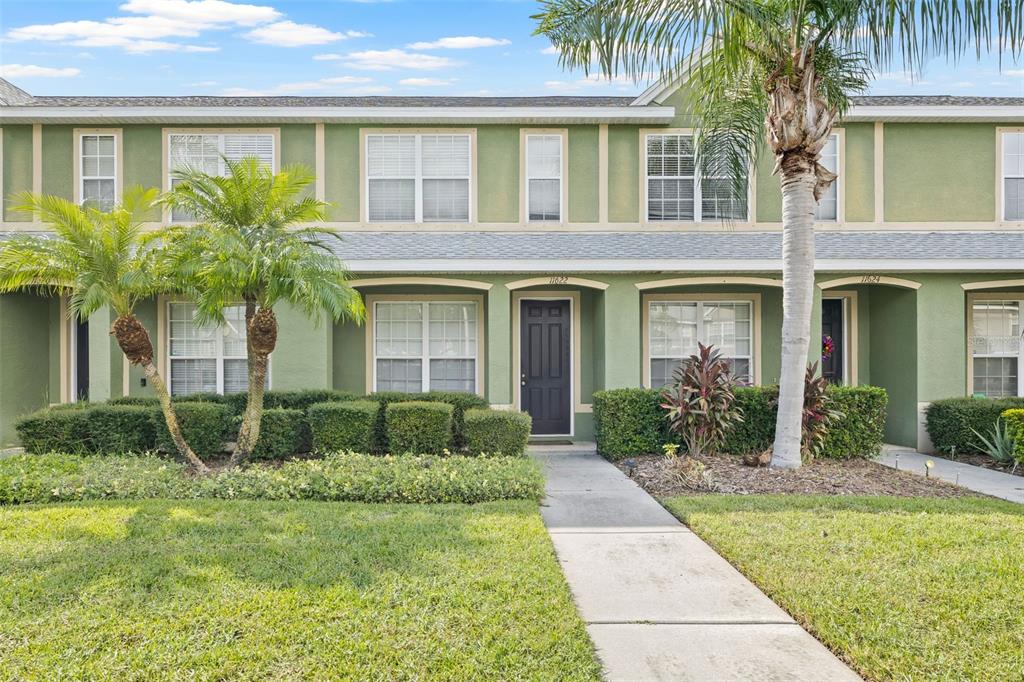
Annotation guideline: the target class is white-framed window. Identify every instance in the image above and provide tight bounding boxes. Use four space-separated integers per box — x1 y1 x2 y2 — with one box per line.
815 133 839 221
168 302 264 396
80 134 117 211
525 134 563 222
1001 131 1024 221
366 133 471 223
373 300 478 392
167 132 275 222
648 299 753 387
971 299 1022 397
645 133 748 222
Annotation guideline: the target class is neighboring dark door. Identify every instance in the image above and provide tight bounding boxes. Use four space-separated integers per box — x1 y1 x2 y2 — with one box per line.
821 299 844 385
75 317 90 401
521 300 571 435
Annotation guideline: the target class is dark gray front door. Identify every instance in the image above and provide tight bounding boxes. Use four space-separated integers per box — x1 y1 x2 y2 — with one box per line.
521 299 571 434
821 298 844 385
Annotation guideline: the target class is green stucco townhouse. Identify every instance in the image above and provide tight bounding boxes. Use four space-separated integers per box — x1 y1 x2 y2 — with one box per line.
1 75 1023 451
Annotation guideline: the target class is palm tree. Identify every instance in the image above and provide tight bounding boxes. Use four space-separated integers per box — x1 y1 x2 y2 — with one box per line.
0 188 209 473
159 157 364 465
535 0 1021 468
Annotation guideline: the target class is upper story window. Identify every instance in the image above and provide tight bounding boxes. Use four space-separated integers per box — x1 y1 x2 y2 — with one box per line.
168 132 275 222
647 299 754 388
1002 131 1024 221
366 133 471 223
815 134 839 221
525 134 563 222
80 134 117 211
645 133 748 222
971 299 1022 398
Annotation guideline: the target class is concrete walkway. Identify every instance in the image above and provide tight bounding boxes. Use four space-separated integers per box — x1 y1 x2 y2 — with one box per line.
879 445 1024 503
531 445 860 681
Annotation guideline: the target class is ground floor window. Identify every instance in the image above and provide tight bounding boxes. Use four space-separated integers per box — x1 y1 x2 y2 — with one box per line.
168 302 259 396
971 299 1022 397
647 299 753 387
373 300 478 393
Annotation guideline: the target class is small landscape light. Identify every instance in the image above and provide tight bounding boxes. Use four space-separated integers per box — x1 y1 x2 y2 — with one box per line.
925 460 934 477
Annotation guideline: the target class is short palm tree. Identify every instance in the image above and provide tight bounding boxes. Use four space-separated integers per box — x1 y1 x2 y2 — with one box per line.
536 0 1021 468
0 188 209 472
160 157 364 465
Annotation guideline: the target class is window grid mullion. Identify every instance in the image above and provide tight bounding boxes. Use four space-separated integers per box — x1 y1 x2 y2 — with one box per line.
421 302 430 391
415 136 424 224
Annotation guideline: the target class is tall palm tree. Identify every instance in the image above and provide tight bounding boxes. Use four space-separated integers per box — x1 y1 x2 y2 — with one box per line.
160 158 364 465
536 0 1021 468
0 188 209 473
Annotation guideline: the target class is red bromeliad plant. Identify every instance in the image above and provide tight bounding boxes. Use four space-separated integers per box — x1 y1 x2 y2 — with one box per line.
661 343 743 458
802 362 843 461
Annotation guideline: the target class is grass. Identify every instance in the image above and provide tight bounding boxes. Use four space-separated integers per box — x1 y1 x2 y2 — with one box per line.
0 499 600 681
663 495 1024 681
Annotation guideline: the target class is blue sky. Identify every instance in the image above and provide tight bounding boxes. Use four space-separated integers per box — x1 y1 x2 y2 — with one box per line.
2 0 1022 98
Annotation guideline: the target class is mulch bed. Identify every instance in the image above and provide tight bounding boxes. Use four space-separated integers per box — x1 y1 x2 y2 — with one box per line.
952 453 1022 478
616 454 980 499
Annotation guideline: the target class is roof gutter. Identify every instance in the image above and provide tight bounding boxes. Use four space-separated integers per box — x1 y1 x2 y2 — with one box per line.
844 104 1024 122
0 105 676 125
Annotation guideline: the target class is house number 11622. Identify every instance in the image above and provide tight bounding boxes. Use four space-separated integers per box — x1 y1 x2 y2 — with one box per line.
549 276 569 285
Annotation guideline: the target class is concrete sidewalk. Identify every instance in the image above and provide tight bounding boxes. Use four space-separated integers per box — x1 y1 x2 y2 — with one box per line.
532 445 860 681
879 446 1024 503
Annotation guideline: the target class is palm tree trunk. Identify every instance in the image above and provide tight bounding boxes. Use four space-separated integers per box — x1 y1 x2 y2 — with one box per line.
143 361 210 474
771 160 818 469
231 302 276 465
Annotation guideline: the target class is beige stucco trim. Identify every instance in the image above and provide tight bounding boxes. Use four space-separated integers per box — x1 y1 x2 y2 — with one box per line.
511 290 587 423
519 128 569 226
962 279 1024 291
506 276 609 291
822 290 859 386
359 127 478 225
598 123 609 224
59 297 70 404
873 122 884 223
314 122 325 202
641 292 763 388
818 275 922 290
635 276 783 290
363 294 485 397
72 128 124 206
965 291 1024 397
349 276 492 291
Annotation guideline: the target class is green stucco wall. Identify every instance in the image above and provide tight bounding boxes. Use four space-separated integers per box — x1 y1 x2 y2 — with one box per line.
323 124 359 222
867 287 918 446
608 125 640 222
478 126 518 223
41 126 73 200
568 126 599 223
0 293 52 446
3 126 33 221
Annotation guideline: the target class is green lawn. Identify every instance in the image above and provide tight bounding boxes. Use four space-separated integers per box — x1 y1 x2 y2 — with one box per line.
0 499 599 681
663 495 1024 681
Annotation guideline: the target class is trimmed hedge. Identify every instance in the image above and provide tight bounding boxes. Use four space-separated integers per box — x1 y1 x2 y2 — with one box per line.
385 401 453 455
369 391 489 452
1001 408 1024 461
15 408 91 454
224 389 358 415
307 400 378 454
925 397 1024 455
86 405 157 454
463 409 532 456
593 385 889 460
152 401 232 459
247 408 309 460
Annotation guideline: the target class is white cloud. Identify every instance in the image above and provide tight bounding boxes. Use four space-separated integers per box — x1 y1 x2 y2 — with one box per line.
244 20 346 47
344 49 458 71
540 45 560 55
313 53 342 61
544 73 650 91
407 36 510 50
1004 69 1024 77
0 63 81 78
120 0 280 26
399 77 454 87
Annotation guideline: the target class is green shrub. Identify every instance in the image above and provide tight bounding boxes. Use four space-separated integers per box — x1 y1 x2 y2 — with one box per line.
0 452 543 505
385 401 453 455
15 408 91 454
592 388 667 459
151 401 231 459
85 405 157 453
820 386 888 459
245 408 309 460
307 401 377 454
223 389 358 415
721 386 778 454
369 391 488 451
108 396 159 407
463 409 532 456
925 397 1024 455
1001 408 1024 462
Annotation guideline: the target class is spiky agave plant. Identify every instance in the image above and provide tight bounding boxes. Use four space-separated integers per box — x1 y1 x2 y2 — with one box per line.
0 188 209 473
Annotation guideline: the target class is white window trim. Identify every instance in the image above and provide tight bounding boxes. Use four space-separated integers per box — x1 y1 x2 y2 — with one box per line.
161 127 281 223
73 128 123 207
360 128 477 225
641 293 761 387
640 128 753 225
364 294 485 396
966 292 1023 397
815 129 845 224
160 298 270 396
997 128 1024 225
520 129 568 224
